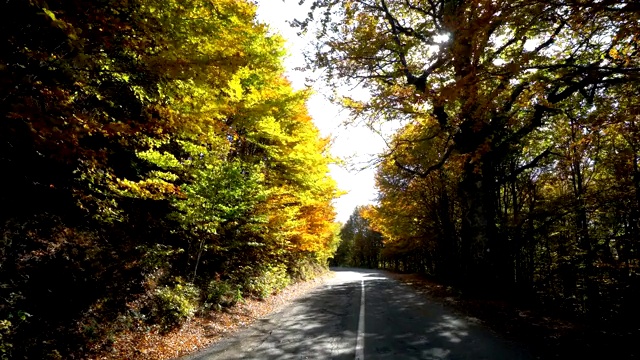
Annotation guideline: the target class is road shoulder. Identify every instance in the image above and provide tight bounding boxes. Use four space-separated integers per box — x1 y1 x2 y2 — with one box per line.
385 271 637 359
94 273 333 360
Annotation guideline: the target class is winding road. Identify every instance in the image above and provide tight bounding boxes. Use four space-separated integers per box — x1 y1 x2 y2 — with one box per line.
180 268 532 360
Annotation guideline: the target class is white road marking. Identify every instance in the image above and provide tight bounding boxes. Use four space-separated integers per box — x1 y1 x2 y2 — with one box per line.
355 278 365 360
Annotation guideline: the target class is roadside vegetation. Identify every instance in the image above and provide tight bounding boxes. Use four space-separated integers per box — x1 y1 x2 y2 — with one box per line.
4 0 640 358
0 1 339 358
318 1 640 357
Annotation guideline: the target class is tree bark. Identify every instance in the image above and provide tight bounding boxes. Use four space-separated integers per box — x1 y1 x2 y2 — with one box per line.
459 157 503 292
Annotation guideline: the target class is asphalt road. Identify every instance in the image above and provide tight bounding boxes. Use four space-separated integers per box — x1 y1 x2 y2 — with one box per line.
180 268 532 360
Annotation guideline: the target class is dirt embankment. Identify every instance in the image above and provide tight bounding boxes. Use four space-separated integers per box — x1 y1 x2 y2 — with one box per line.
91 273 332 360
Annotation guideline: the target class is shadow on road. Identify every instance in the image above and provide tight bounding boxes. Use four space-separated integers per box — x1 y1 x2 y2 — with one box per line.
183 270 359 360
182 268 530 360
360 270 530 359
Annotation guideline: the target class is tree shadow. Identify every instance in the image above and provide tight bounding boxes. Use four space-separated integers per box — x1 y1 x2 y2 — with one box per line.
361 271 531 359
182 268 531 360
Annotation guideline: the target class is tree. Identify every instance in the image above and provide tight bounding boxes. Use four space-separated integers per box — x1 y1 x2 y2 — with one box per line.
0 0 341 357
364 122 461 276
335 206 383 268
302 0 640 289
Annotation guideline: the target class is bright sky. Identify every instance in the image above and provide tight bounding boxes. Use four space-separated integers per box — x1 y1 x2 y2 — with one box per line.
254 0 386 223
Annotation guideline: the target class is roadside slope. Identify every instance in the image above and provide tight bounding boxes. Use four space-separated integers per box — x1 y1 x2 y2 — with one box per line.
91 274 332 360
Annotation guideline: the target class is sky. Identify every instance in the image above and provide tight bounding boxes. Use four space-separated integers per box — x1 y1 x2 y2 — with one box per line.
254 0 387 223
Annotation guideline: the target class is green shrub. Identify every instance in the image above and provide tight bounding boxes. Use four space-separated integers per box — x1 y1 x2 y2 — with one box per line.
244 264 291 299
288 258 326 281
153 279 200 326
139 244 184 274
0 319 12 360
205 279 242 308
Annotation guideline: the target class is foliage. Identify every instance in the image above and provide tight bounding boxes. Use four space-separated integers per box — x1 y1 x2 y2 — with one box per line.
303 0 640 329
205 279 243 309
289 256 329 282
333 207 383 268
0 0 340 357
0 320 11 360
153 280 200 327
242 264 291 300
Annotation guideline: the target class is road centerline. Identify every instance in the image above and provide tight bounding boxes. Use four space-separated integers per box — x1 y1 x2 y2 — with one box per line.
355 278 365 360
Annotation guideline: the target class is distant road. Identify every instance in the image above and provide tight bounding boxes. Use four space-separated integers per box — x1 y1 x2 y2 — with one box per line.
180 268 532 360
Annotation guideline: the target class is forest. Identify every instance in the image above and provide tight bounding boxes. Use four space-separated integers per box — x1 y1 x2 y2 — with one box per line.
321 0 640 343
0 0 341 358
2 0 640 358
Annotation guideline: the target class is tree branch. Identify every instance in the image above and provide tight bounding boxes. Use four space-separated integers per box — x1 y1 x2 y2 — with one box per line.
499 148 553 184
528 20 566 55
393 143 454 178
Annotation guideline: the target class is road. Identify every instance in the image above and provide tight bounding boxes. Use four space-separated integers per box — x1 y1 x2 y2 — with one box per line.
180 268 532 360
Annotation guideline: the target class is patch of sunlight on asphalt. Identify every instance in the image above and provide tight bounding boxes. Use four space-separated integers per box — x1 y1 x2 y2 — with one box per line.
429 315 470 343
330 270 390 283
422 347 451 359
362 275 388 281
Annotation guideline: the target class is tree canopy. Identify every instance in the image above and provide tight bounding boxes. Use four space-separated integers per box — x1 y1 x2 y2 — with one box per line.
0 0 340 358
303 0 640 329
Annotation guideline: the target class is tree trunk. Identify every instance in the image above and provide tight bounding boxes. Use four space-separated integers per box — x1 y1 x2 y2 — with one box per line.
436 175 459 282
459 157 505 292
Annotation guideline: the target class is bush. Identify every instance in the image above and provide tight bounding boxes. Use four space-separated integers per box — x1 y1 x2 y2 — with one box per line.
288 258 326 282
139 244 184 275
0 319 12 360
243 264 291 299
205 279 242 309
153 279 200 326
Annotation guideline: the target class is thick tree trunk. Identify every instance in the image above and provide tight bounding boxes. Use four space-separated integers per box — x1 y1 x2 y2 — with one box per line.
459 158 505 292
436 178 459 282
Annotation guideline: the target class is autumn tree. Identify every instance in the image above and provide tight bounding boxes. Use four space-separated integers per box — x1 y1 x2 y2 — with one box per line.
302 0 640 290
364 122 462 275
334 206 383 268
0 0 340 357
